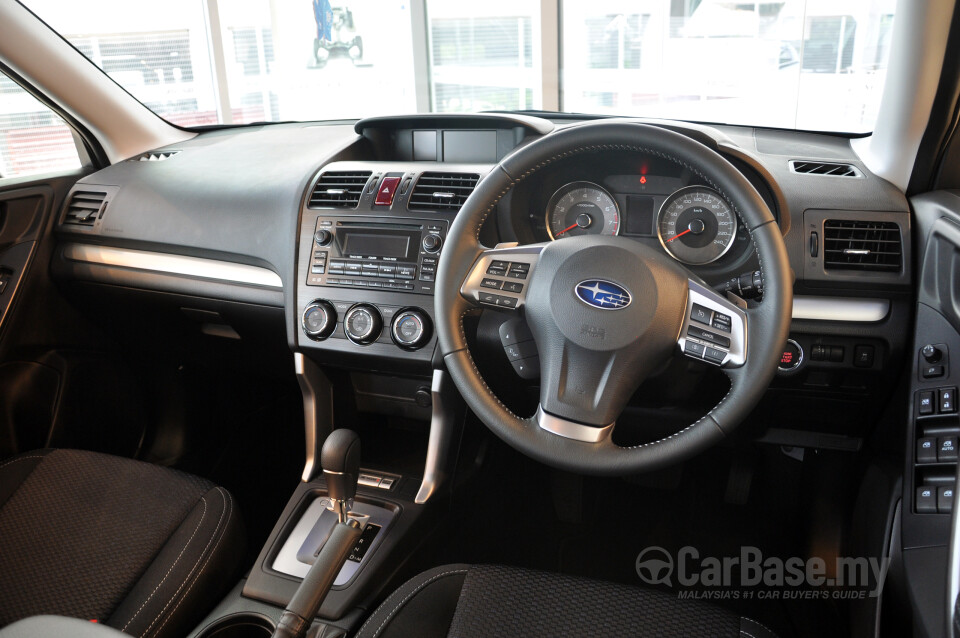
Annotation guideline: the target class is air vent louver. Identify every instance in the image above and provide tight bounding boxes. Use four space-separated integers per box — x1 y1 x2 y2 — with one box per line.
409 173 480 212
823 220 902 272
309 171 372 208
132 150 180 162
790 160 861 177
63 190 107 226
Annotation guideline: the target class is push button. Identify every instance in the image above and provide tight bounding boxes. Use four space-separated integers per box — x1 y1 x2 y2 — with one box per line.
711 313 732 333
690 304 712 326
684 341 706 358
939 486 955 513
917 437 937 463
923 364 945 379
481 278 502 290
374 176 401 206
511 356 539 379
940 387 957 414
938 436 958 462
686 326 731 348
918 391 935 415
853 345 874 368
916 486 937 513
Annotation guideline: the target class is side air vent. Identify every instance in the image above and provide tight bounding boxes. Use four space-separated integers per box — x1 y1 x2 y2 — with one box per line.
63 190 107 226
308 171 372 208
131 150 180 162
790 160 862 178
409 173 480 212
823 220 902 272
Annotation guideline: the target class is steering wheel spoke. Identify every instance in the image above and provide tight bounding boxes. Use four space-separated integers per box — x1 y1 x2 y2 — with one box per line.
460 243 546 311
535 405 615 443
676 279 748 368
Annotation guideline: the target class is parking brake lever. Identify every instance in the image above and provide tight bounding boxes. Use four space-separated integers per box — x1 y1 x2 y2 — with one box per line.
272 430 363 638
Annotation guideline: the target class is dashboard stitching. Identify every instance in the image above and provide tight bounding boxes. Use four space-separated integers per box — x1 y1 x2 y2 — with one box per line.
458 141 764 449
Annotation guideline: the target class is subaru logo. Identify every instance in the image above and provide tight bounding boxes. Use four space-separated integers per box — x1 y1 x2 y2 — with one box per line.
575 280 632 310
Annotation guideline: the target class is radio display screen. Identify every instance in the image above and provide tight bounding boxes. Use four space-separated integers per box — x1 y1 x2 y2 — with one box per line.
339 230 413 260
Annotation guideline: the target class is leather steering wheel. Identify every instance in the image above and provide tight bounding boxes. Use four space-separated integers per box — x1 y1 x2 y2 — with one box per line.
435 121 791 475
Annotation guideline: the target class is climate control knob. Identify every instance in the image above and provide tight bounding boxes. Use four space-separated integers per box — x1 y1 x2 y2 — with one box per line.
391 309 432 350
302 300 336 340
421 234 442 253
344 304 383 345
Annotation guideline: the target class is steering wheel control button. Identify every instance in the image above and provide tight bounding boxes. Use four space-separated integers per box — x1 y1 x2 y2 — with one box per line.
481 278 502 289
502 281 523 293
938 436 958 462
391 310 431 350
711 312 732 333
302 300 337 340
374 176 401 206
504 340 538 361
684 341 706 358
916 487 937 513
686 326 731 348
344 304 383 345
690 303 712 326
511 357 539 380
917 437 937 463
499 318 534 346
486 261 509 276
779 339 803 371
703 347 726 365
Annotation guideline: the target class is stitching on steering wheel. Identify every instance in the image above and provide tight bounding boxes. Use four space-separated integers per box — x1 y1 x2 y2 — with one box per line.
457 134 772 450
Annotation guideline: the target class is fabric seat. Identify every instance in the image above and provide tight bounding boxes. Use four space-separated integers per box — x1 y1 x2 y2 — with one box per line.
355 564 778 638
0 449 244 638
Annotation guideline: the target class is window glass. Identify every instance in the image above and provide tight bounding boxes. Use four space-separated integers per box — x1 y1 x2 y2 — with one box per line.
0 71 81 180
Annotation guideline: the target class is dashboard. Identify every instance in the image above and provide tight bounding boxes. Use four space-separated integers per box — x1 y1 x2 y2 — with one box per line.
47 112 913 442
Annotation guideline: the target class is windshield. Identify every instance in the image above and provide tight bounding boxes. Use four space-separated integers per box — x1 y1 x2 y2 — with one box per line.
22 0 896 133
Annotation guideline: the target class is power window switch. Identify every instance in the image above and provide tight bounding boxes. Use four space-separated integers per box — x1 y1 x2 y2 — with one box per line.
919 391 935 415
916 486 938 513
939 486 955 513
917 437 938 463
938 436 958 462
940 387 957 414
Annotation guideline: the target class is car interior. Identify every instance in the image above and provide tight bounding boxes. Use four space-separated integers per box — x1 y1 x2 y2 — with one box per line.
2 0 960 637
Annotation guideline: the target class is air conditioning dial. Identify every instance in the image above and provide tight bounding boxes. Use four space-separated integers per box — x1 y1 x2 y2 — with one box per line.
344 304 383 345
302 300 336 340
391 309 432 350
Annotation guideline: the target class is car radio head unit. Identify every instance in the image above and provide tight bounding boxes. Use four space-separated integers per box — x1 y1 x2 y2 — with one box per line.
305 217 447 295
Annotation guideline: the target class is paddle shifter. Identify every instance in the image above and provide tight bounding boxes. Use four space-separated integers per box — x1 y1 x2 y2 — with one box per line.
272 430 364 638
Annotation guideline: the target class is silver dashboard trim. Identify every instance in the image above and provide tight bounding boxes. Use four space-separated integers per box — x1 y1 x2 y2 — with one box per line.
792 296 889 323
536 406 614 443
295 353 334 482
415 369 459 504
62 243 283 289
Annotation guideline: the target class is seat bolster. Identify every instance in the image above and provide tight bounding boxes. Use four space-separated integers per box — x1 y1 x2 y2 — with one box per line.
0 450 53 509
354 564 470 638
0 615 131 638
107 486 245 638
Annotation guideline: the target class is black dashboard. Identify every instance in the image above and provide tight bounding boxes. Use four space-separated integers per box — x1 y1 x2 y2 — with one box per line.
48 112 914 444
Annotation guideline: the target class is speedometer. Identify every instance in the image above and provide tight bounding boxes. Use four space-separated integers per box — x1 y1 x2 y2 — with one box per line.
546 182 620 240
656 186 737 265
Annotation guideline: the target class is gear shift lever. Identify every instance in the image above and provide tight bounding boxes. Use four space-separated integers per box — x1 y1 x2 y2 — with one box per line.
272 430 363 638
321 428 361 523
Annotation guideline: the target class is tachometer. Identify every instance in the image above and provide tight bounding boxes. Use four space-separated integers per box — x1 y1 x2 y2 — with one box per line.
546 182 620 240
657 186 737 265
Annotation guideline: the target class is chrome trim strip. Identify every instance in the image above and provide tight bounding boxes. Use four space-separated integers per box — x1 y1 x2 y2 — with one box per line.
415 370 458 504
62 243 282 288
536 406 614 443
792 296 889 323
295 353 334 482
949 466 960 635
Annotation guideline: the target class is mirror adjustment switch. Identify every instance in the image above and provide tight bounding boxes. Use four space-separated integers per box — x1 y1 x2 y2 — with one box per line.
916 486 937 513
917 437 937 463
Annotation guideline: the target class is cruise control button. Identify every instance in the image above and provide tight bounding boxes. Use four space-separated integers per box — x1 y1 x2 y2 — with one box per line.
686 326 731 348
703 347 726 365
711 312 732 332
691 304 712 326
684 341 706 358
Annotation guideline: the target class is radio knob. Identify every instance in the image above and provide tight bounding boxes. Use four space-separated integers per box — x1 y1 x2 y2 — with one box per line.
315 229 333 247
302 300 336 340
391 309 432 350
344 304 383 345
421 234 442 253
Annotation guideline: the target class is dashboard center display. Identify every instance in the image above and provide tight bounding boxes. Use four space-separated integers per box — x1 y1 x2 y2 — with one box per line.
340 232 410 259
656 186 737 265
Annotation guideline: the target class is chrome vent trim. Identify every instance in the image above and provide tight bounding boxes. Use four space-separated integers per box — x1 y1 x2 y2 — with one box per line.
789 160 862 178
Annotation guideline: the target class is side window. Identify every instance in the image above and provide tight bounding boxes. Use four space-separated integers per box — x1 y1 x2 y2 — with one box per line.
0 71 82 180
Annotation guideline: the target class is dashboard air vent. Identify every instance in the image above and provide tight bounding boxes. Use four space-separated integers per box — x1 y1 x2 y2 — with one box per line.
132 150 180 162
790 160 861 177
823 220 902 272
409 173 480 212
63 190 107 226
309 171 372 208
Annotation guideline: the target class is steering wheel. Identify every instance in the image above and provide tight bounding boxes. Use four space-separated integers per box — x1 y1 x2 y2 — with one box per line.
435 121 791 475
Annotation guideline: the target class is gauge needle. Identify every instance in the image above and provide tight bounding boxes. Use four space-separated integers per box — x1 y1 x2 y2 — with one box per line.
554 222 580 237
666 228 692 243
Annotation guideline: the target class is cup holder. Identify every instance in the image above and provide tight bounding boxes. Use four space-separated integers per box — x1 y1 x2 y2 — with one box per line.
195 613 276 638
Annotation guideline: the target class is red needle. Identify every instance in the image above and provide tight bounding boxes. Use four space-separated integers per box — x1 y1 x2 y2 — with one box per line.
554 222 579 237
666 228 692 243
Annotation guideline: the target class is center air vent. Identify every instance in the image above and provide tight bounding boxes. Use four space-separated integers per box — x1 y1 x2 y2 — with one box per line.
309 171 372 209
409 173 480 212
132 150 180 162
823 220 902 272
63 190 107 226
790 160 861 177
